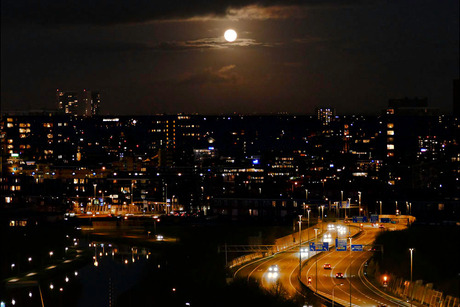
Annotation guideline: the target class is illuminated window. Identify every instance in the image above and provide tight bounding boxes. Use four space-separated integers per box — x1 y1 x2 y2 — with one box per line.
7 123 13 128
387 144 395 150
387 130 394 135
387 123 394 129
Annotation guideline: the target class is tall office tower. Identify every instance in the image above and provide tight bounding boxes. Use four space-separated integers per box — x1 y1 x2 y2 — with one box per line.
315 107 335 125
82 90 101 116
57 90 79 114
453 79 459 117
91 91 101 116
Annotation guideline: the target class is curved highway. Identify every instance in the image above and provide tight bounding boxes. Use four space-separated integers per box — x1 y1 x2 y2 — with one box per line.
235 222 410 307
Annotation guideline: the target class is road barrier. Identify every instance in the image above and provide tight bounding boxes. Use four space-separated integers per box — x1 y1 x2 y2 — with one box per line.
382 274 460 307
227 252 264 269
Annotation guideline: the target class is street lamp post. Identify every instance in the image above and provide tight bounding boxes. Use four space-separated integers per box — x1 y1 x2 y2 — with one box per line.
358 192 361 216
307 208 311 243
347 198 351 218
305 189 308 217
379 201 382 215
349 236 352 307
314 227 319 294
131 182 134 205
93 183 97 207
340 190 344 219
332 283 344 307
165 183 168 214
298 215 302 277
409 248 414 307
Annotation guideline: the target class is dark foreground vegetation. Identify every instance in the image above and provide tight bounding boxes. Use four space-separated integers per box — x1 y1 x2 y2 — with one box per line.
372 224 460 297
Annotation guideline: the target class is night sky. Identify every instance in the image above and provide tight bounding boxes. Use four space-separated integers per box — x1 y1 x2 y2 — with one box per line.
1 0 458 115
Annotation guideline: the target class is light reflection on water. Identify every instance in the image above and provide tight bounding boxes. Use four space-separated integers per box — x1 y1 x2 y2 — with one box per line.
77 241 152 307
77 255 148 307
24 241 154 307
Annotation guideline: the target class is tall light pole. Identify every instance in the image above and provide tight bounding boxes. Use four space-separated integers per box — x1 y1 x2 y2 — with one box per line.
347 198 351 218
307 208 311 243
131 181 134 213
93 183 97 203
165 183 168 214
379 201 383 215
340 190 343 219
395 200 398 215
349 236 352 307
298 215 302 277
332 283 344 307
409 248 414 307
358 191 362 216
314 227 319 294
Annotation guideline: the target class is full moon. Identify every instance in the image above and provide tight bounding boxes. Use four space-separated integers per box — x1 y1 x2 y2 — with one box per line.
224 29 237 42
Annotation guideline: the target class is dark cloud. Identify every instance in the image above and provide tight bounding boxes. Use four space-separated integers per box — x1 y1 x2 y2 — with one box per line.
2 0 367 26
154 37 268 51
161 65 240 86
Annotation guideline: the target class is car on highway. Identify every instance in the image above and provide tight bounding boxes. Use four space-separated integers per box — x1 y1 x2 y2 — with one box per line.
335 272 344 279
323 263 332 269
268 265 279 272
379 224 385 229
267 265 279 279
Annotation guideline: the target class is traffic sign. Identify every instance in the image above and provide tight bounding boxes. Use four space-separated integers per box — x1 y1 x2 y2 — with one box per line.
336 238 347 251
351 244 363 251
380 218 391 223
309 242 329 251
352 216 368 223
370 215 379 223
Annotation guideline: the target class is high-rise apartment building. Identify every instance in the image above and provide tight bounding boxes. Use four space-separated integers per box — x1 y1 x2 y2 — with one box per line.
57 90 101 116
57 90 79 115
316 107 335 125
82 90 101 116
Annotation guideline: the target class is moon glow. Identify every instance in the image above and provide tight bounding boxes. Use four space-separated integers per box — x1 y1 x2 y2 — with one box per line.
224 29 237 42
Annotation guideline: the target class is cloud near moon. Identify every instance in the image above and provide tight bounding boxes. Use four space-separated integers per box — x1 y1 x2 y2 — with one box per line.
2 0 366 26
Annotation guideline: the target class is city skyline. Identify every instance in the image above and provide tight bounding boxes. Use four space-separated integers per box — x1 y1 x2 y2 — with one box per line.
2 0 459 115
